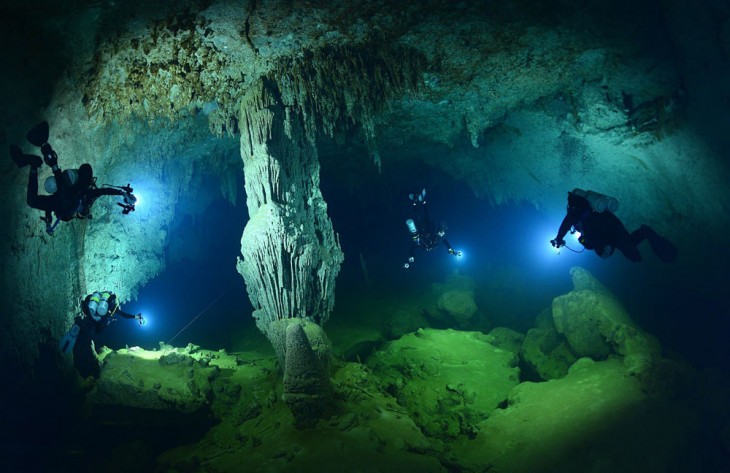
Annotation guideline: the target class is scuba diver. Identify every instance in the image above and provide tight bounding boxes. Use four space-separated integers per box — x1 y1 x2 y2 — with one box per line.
550 188 678 262
403 188 461 269
9 121 137 235
59 291 144 378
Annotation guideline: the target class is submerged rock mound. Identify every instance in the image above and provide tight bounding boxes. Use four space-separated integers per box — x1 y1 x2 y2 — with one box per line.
552 266 660 374
368 328 520 440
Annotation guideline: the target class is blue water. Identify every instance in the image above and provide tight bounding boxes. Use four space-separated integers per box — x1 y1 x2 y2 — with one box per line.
96 158 729 372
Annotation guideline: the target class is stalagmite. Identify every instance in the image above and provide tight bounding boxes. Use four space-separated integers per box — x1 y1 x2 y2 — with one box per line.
282 321 331 428
236 78 343 422
235 45 423 425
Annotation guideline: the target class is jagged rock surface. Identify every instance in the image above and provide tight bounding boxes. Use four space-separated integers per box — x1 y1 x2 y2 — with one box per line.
450 357 701 473
552 267 660 374
282 322 331 428
368 328 520 440
426 273 483 328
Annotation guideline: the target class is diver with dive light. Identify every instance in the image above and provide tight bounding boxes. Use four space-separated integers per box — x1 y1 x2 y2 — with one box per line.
59 291 144 379
9 121 137 235
403 188 461 269
551 188 677 262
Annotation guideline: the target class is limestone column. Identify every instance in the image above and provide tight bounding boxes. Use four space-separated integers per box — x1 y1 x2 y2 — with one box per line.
236 78 343 425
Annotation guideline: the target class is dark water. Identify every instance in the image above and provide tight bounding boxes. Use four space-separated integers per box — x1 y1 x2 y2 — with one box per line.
95 195 255 352
97 157 730 374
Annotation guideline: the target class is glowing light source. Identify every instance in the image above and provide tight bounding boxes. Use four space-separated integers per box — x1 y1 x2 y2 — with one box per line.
136 311 152 329
453 248 466 262
132 190 143 208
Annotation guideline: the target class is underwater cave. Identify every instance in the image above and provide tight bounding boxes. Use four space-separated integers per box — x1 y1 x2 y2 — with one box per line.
2 0 730 472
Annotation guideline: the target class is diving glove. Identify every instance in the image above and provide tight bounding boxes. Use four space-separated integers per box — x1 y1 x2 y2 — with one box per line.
40 143 57 167
550 238 565 248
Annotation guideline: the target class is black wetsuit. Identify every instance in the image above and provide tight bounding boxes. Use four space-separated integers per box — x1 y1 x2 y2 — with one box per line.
407 200 454 263
27 165 125 224
555 193 660 262
73 293 137 378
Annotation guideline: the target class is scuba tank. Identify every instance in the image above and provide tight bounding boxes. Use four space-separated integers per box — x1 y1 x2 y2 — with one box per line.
406 219 418 240
405 219 417 234
572 188 619 213
44 169 78 194
87 292 112 321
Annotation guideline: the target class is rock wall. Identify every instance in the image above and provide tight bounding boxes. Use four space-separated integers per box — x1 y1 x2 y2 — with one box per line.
3 0 730 370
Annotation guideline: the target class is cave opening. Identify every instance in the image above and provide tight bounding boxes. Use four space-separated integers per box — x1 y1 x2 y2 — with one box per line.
93 134 262 353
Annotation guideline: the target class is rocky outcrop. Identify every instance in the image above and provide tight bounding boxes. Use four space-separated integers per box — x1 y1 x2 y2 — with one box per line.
426 273 482 328
552 267 660 374
282 322 331 428
368 328 519 440
450 357 699 473
485 327 525 355
89 346 220 414
520 308 578 381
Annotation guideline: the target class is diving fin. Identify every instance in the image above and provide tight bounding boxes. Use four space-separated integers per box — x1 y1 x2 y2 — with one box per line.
646 228 678 263
59 324 81 355
9 145 42 168
26 121 49 147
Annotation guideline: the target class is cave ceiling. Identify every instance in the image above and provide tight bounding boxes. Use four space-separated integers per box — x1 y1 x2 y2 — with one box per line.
2 0 679 149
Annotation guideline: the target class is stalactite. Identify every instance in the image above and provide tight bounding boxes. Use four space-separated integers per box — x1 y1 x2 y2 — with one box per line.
237 78 344 334
236 43 424 424
265 43 425 168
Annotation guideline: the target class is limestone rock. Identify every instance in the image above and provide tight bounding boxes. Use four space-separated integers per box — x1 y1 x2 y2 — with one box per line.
328 323 385 362
436 289 478 327
159 361 446 473
368 328 519 440
552 267 660 373
485 327 525 355
267 318 332 376
520 325 577 381
89 349 217 414
282 322 331 428
385 306 430 340
427 273 482 328
449 357 694 473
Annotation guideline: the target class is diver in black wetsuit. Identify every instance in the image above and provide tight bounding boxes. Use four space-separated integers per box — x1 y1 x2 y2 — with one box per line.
9 121 137 235
550 189 677 262
403 188 461 269
59 291 144 378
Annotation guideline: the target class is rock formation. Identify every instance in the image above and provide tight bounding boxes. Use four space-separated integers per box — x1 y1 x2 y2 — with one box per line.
552 266 660 375
282 322 331 428
234 43 423 420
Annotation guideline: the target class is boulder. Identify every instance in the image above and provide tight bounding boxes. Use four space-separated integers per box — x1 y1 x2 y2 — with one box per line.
551 267 660 373
450 358 691 473
89 348 218 414
368 328 519 440
520 325 577 380
427 273 482 328
385 306 430 340
486 327 525 355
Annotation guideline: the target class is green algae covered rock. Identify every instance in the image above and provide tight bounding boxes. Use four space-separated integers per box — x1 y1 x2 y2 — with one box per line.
367 328 519 440
450 358 651 473
89 345 251 414
552 267 660 374
521 326 578 380
520 307 577 380
158 361 447 473
427 274 482 328
485 326 525 355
